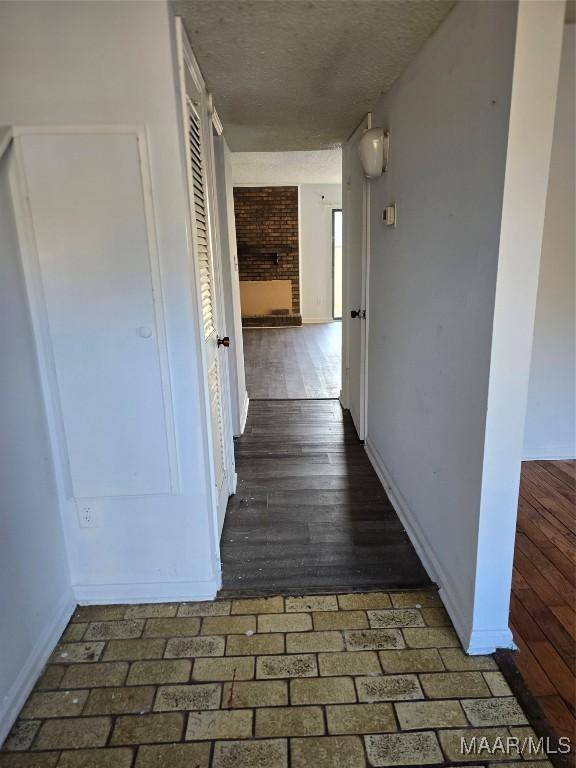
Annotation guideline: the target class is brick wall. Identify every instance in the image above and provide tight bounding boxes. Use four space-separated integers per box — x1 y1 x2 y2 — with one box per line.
233 186 300 316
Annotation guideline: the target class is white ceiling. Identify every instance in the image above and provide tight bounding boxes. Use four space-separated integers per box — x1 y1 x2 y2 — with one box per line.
232 149 342 185
174 0 455 151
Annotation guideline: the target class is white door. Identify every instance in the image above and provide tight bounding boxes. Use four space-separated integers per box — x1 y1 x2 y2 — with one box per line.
177 21 232 536
17 130 177 499
186 97 229 533
343 116 369 439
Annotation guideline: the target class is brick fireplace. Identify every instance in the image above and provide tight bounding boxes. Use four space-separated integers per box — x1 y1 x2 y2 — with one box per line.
233 186 302 326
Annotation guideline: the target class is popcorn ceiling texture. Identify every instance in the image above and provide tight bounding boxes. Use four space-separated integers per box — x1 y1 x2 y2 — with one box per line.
232 149 342 186
174 0 456 151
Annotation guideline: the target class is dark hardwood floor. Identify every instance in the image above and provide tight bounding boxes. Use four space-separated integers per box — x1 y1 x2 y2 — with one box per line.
242 322 341 399
220 399 431 594
509 459 576 748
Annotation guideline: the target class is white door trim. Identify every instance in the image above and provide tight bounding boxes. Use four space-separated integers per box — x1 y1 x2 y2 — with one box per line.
340 142 350 409
363 113 372 441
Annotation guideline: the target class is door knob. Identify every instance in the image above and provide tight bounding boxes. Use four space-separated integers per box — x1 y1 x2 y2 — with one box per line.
350 309 360 318
217 336 230 348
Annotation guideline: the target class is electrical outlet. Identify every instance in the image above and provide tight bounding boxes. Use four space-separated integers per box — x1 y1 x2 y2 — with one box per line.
77 501 99 528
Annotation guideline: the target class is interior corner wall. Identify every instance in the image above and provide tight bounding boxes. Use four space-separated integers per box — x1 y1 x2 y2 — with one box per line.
473 0 565 653
523 25 575 461
0 148 74 744
0 1 220 604
363 1 518 650
300 184 342 323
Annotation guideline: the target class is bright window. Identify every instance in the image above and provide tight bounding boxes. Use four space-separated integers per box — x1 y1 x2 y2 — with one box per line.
333 209 343 319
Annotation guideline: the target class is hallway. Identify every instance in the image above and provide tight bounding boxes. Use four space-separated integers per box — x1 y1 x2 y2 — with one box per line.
220 400 430 594
242 323 341 399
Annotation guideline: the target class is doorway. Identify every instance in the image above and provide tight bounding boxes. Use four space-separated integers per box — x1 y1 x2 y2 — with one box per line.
236 184 343 400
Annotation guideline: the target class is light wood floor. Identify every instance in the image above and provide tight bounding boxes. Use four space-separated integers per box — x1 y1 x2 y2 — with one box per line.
242 322 341 399
510 459 576 748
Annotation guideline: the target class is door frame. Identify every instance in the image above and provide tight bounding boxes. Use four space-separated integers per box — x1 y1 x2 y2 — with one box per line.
341 114 371 440
206 105 236 500
331 207 343 321
175 18 235 557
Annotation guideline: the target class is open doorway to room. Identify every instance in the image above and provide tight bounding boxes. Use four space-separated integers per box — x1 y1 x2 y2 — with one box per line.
234 174 343 400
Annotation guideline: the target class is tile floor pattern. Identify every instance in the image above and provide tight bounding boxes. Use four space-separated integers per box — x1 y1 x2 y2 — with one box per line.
1 591 555 768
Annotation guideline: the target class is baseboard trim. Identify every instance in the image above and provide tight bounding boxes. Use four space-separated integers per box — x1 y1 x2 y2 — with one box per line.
522 448 575 460
364 438 439 584
73 578 220 605
0 588 76 745
364 437 513 655
302 317 337 324
467 627 516 655
239 393 250 435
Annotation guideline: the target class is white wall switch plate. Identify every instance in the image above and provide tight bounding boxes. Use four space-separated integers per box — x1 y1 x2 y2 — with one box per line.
383 204 397 227
76 500 99 528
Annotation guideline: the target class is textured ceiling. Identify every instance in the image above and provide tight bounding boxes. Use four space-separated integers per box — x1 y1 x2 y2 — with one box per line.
174 0 455 151
232 149 341 184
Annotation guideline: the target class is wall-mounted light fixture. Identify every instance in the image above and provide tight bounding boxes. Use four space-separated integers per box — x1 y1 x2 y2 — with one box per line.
358 127 390 178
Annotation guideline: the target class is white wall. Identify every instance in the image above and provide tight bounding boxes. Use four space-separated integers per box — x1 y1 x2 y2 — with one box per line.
0 146 74 744
300 184 342 322
523 26 575 460
362 0 564 652
364 0 517 651
0 2 220 602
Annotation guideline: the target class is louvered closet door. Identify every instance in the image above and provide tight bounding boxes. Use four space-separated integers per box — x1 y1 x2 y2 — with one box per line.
187 98 226 506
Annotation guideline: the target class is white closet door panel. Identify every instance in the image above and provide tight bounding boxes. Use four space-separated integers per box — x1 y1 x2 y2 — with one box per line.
183 92 228 532
207 359 225 492
188 102 215 341
20 133 172 498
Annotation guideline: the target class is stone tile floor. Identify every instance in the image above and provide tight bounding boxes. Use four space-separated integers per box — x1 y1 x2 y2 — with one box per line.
0 591 556 767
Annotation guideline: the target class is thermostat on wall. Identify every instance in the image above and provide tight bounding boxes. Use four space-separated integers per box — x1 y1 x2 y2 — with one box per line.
383 203 397 227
